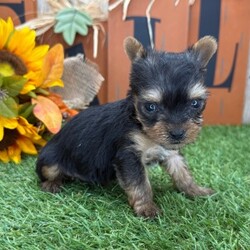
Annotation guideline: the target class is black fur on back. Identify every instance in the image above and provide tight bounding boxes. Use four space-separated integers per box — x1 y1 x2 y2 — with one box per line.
36 97 140 185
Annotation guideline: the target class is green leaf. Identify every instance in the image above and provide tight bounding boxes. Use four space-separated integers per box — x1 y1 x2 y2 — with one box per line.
0 97 18 118
18 103 35 119
54 8 93 46
2 76 27 97
27 91 37 99
35 87 49 96
0 75 3 87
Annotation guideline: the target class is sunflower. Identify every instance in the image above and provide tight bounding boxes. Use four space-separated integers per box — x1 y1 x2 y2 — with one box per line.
0 17 74 164
0 116 46 163
0 17 49 94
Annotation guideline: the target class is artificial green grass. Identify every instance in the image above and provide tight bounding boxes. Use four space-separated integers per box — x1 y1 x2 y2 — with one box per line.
0 125 249 249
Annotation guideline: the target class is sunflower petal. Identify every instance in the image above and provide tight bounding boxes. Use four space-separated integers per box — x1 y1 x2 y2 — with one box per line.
8 145 21 164
0 17 14 49
24 71 42 88
0 149 10 163
42 79 64 89
20 81 36 94
16 117 40 139
7 28 36 62
0 116 17 140
26 45 49 71
2 116 18 129
16 123 26 135
16 136 37 155
0 125 3 141
18 116 30 126
33 137 47 147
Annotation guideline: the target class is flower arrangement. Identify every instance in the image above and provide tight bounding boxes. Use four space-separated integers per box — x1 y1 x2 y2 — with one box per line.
0 17 76 164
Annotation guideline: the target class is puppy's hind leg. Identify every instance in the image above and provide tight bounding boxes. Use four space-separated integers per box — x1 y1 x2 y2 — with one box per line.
37 164 63 193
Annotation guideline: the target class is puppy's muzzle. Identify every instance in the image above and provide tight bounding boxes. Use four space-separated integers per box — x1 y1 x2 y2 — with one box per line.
169 129 186 142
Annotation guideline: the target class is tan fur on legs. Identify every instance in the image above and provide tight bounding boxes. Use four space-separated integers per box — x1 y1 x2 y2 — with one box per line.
41 165 62 193
161 151 214 197
127 180 161 218
42 165 60 180
118 174 160 218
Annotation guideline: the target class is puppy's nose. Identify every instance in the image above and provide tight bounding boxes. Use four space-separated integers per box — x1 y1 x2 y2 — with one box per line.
169 129 185 140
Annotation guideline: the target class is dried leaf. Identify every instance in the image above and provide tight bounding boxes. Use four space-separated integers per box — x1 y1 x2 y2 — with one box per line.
40 44 64 89
47 92 78 118
32 96 62 134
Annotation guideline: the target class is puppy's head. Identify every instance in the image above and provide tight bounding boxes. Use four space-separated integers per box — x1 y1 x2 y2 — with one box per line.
124 36 217 149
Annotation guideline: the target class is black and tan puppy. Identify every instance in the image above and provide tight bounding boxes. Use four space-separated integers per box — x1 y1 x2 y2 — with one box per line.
36 36 217 218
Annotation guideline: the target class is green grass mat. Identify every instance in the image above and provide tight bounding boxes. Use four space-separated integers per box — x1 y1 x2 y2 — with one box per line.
0 126 249 249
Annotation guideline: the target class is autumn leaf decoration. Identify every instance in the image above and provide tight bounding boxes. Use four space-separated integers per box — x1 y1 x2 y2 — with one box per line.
31 44 65 134
32 96 62 134
54 8 93 46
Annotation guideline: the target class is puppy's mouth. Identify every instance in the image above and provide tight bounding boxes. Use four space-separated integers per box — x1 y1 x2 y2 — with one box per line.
171 139 183 144
167 140 185 150
167 134 198 150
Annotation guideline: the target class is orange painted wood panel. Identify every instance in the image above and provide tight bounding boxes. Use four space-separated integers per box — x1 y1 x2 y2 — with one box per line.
0 0 37 25
107 0 190 102
189 0 250 124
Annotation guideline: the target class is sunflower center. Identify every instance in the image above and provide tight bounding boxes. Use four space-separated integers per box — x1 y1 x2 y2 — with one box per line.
0 50 27 76
0 129 19 150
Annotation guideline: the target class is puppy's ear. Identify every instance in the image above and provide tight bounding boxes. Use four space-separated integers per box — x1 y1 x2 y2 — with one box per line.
124 36 146 61
192 36 217 67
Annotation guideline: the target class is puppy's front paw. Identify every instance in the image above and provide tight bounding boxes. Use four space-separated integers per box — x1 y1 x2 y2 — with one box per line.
134 202 161 218
142 145 169 166
182 184 215 197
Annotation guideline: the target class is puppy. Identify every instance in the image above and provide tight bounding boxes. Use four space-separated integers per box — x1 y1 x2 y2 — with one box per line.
36 36 217 218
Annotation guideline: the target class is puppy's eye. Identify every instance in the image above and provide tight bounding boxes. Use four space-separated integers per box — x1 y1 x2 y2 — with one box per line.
145 103 158 112
191 99 201 109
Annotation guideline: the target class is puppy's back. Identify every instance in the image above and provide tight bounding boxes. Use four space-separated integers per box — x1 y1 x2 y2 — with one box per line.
36 98 136 185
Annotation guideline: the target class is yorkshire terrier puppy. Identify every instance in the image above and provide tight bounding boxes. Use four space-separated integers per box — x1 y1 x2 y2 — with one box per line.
36 36 217 218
